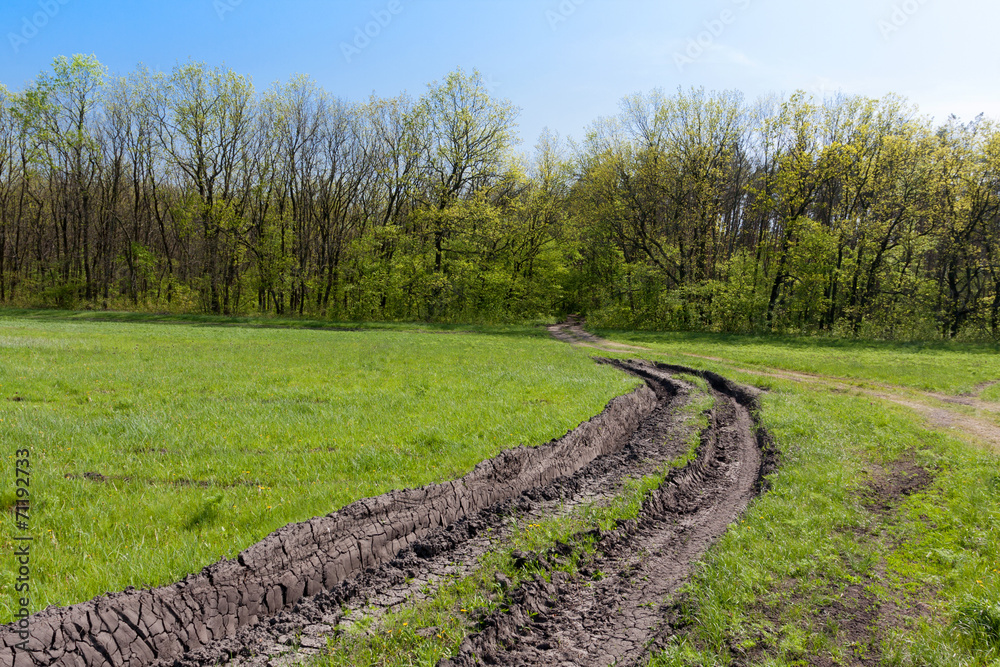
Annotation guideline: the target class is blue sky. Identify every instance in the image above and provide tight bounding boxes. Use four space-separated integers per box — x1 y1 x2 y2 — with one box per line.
1 0 998 148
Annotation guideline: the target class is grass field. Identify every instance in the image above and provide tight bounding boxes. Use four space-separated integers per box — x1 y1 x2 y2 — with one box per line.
3 311 1000 666
0 310 639 619
591 331 1000 666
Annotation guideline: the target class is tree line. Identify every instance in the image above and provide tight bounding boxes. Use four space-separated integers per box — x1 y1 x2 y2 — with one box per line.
1 55 999 339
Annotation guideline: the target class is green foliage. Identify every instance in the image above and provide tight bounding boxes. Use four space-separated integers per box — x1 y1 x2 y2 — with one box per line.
572 89 1000 340
3 57 1000 338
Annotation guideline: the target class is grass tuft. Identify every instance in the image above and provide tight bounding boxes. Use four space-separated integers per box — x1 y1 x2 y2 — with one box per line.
953 597 1000 656
183 493 225 531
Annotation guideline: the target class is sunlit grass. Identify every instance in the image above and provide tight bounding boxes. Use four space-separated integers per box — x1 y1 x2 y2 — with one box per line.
594 330 1000 667
594 328 1000 395
0 313 639 619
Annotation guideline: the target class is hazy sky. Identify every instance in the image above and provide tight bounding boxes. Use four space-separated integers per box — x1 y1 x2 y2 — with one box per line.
1 0 997 148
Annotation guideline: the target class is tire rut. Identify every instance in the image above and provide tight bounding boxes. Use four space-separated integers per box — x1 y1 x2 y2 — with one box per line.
1 360 776 667
444 360 775 666
153 364 712 666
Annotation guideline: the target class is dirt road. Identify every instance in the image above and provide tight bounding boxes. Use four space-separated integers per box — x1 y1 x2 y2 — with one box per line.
549 320 1000 454
1 357 774 667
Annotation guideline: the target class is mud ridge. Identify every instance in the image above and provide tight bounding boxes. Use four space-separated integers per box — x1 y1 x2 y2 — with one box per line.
156 364 703 666
443 360 778 666
1 380 657 667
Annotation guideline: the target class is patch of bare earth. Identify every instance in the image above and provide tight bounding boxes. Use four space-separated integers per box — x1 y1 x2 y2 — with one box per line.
658 453 938 667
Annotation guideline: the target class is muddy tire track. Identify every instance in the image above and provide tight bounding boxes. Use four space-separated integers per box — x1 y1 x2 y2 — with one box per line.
444 360 776 666
1 380 656 667
163 363 709 666
1 360 775 667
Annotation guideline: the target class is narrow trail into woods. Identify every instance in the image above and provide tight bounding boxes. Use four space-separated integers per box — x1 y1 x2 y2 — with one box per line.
549 321 1000 454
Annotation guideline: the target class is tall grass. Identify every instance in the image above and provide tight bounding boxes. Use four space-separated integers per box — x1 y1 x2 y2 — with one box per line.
0 313 638 619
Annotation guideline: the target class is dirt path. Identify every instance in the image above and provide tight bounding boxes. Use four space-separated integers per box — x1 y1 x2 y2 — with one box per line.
548 320 1000 453
546 316 649 354
445 360 771 666
697 360 1000 454
678 350 1000 411
5 378 657 667
1 358 774 667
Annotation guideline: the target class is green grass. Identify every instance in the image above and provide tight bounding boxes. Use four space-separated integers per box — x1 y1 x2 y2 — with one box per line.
592 330 1000 667
0 307 557 337
319 382 714 667
5 310 999 665
595 329 1000 395
0 312 639 619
